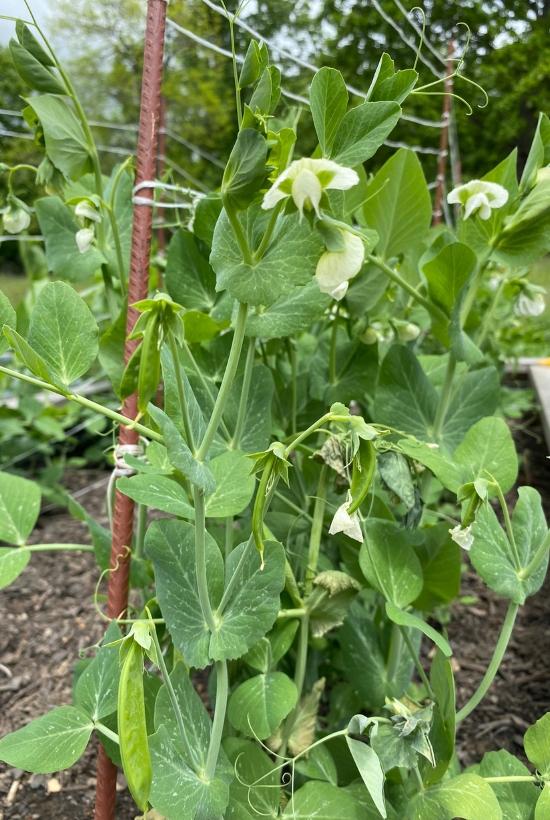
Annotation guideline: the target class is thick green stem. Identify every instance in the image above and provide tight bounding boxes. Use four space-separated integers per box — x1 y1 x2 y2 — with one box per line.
224 516 233 561
105 206 127 297
461 252 492 324
368 255 448 325
432 353 456 442
254 200 283 261
95 722 120 745
193 487 217 633
27 544 94 553
386 622 404 683
494 481 521 569
329 307 339 385
228 18 242 129
205 660 229 781
0 366 163 442
519 530 550 581
484 776 537 784
456 600 519 723
168 330 195 454
399 625 435 701
182 341 231 441
221 196 253 265
477 278 506 347
288 339 297 435
304 465 329 597
413 765 425 793
284 413 344 459
231 336 255 449
197 302 249 461
134 504 148 561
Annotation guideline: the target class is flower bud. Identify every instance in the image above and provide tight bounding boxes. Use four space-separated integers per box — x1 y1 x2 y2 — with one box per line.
76 227 95 254
514 292 545 317
75 200 102 223
2 205 31 235
360 326 378 345
397 323 420 342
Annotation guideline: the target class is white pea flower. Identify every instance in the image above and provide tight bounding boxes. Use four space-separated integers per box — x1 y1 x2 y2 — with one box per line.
449 524 474 551
76 227 95 254
536 167 550 184
514 292 545 317
2 204 31 234
75 200 102 223
397 323 421 342
447 180 508 220
262 158 359 221
329 496 363 543
315 230 365 301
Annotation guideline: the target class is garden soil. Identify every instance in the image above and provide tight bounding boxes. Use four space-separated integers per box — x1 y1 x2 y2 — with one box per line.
0 411 549 819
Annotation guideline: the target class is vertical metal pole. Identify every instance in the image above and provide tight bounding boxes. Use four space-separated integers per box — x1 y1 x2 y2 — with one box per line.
433 41 454 226
94 2 167 819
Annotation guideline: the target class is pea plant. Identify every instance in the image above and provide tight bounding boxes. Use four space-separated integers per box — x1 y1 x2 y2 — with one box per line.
1 12 550 820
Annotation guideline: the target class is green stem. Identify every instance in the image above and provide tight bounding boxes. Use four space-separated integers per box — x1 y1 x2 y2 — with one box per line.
432 353 456 442
231 336 255 449
104 204 127 297
368 255 448 325
205 660 228 781
27 543 94 553
494 481 521 569
149 619 199 771
461 254 492 325
304 465 329 597
221 196 254 265
456 600 519 723
228 18 242 129
413 764 425 793
288 339 297 435
283 413 333 459
217 535 254 616
279 613 310 759
0 366 163 443
329 306 339 385
134 504 148 561
193 487 217 633
168 330 195 454
182 341 231 441
253 200 283 261
224 516 233 561
399 625 435 701
484 776 537 784
95 722 120 745
197 302 249 461
477 278 506 347
518 530 550 581
386 623 404 683
274 490 314 523
278 608 307 620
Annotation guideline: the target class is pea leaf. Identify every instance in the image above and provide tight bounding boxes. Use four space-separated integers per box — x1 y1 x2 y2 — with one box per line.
221 128 267 212
35 196 106 280
228 672 297 739
148 404 215 496
410 772 503 820
3 326 58 385
295 743 338 785
420 650 456 785
98 301 127 398
363 148 432 260
222 363 274 455
480 750 539 820
0 548 31 590
161 344 207 447
27 281 98 385
145 518 224 668
0 290 16 356
310 67 349 156
413 524 461 612
385 601 452 657
74 621 122 721
15 21 55 67
244 279 331 340
10 40 66 95
453 416 518 496
359 520 424 607
117 474 194 519
0 471 41 545
524 712 550 777
205 451 256 517
282 782 365 819
441 367 500 454
346 737 386 818
211 204 323 307
149 725 230 820
24 95 92 181
536 785 550 820
165 229 218 313
331 101 401 167
0 706 93 773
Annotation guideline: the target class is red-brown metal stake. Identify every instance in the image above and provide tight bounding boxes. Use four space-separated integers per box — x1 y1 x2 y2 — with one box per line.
94 2 167 818
157 95 166 257
433 41 454 226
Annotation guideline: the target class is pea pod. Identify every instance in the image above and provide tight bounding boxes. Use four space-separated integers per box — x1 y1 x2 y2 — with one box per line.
118 638 151 813
347 439 376 515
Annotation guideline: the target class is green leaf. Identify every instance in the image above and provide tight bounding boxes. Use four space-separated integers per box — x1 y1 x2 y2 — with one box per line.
149 725 230 820
68 497 110 570
243 637 272 673
282 782 365 819
24 95 92 180
307 570 361 638
346 737 386 818
536 785 550 820
117 474 195 519
331 102 401 167
161 344 206 447
310 326 379 405
520 112 550 191
148 404 215 496
224 737 279 818
385 601 452 657
310 67 349 156
0 290 17 356
359 520 424 607
211 204 323 307
3 325 57 385
165 229 218 313
35 196 106 281
453 416 518 496
441 367 500 454
27 281 98 385
145 518 224 669
193 194 223 248
222 128 267 212
480 750 539 820
210 540 285 662
9 40 66 95
411 773 503 820
370 69 418 104
222 363 274 455
420 650 456 785
228 672 297 739
295 743 338 785
423 242 477 318
370 724 418 772
0 706 93 773
412 524 461 611
182 311 219 344
98 301 127 398
471 487 548 604
154 662 211 769
0 471 41 545
363 149 432 260
244 279 331 340
205 450 256 517
15 21 55 66
74 621 122 721
103 164 134 280
0 547 31 590
524 712 550 778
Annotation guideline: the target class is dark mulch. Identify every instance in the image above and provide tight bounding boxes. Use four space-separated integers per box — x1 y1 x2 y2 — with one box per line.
0 410 549 818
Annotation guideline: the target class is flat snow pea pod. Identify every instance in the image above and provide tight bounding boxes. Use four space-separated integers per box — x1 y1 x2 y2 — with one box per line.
118 638 151 812
348 439 376 515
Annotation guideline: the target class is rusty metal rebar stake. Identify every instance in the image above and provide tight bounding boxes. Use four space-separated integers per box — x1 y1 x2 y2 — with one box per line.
94 1 167 818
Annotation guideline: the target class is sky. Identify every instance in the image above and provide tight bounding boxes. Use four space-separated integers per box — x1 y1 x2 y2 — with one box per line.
0 0 48 44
